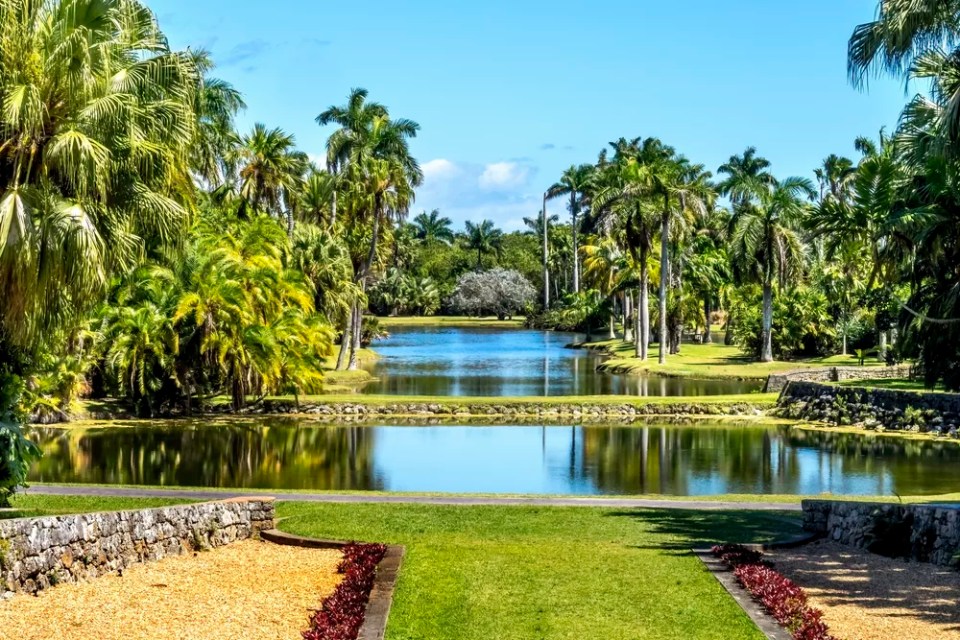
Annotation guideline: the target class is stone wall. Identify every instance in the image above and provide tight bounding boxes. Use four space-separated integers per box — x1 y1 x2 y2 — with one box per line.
244 399 774 420
802 499 960 566
764 365 912 393
777 380 960 434
0 498 274 596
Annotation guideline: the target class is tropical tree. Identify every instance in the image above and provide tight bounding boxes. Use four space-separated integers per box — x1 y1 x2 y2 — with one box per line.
463 220 504 269
547 164 594 293
728 177 815 362
235 124 308 235
318 89 422 370
412 209 455 244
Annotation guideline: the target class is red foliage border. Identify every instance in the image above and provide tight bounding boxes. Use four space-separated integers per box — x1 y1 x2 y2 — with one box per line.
303 542 388 640
711 544 836 640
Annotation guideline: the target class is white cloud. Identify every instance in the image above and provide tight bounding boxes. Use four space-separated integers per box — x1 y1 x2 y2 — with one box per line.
478 162 531 190
422 158 460 181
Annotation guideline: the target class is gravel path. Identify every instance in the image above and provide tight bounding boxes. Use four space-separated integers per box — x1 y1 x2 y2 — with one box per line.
25 484 801 511
0 539 342 640
771 540 960 640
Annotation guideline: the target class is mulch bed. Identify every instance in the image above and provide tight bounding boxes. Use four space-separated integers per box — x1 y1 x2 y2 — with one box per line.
0 539 343 640
770 539 960 640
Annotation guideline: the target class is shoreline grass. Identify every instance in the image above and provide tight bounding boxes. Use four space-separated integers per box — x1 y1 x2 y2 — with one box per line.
585 339 885 381
266 392 778 406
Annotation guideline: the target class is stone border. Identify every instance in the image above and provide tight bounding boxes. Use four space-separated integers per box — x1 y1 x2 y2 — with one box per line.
260 528 403 640
692 531 821 640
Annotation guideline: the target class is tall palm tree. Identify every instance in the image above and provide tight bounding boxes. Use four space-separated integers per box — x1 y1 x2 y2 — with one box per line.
717 147 776 206
236 124 308 236
296 170 337 228
318 89 421 370
814 154 856 203
729 177 815 362
188 49 245 188
463 220 504 269
547 164 594 293
0 0 197 363
412 209 454 244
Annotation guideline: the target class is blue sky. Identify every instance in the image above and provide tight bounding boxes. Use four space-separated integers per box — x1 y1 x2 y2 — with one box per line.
153 0 906 231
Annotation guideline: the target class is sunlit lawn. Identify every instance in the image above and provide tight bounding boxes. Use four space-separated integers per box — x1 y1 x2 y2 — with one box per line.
835 377 947 392
279 502 798 640
591 339 885 380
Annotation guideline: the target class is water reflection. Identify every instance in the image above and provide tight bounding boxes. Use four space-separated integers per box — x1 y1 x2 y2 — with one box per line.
360 327 760 396
28 420 960 496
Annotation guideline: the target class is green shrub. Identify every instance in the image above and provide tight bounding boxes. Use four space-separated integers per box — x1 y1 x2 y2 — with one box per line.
0 373 41 507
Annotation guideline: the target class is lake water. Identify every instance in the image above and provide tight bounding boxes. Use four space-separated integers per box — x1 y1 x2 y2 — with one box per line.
28 420 960 496
359 326 760 396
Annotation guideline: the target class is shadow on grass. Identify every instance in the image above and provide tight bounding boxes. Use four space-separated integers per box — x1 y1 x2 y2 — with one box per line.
607 508 803 551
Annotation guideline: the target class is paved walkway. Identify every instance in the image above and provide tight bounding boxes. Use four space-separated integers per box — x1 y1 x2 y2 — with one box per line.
26 484 801 511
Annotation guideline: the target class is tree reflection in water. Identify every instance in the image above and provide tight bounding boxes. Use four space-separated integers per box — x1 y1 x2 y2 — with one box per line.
29 418 381 490
26 420 960 496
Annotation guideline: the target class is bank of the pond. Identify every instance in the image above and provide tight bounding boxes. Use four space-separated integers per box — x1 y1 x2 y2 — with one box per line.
245 393 777 419
777 380 960 437
581 339 882 381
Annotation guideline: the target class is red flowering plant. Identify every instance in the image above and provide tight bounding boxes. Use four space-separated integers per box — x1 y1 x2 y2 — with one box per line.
711 544 836 640
303 543 388 640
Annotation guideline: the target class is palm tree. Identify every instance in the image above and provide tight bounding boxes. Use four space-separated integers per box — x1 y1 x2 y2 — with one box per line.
717 147 776 206
318 89 422 370
729 177 815 362
464 220 504 269
547 164 594 293
814 154 856 204
412 209 454 244
236 124 308 236
523 211 560 236
0 0 197 366
296 171 337 228
189 49 245 188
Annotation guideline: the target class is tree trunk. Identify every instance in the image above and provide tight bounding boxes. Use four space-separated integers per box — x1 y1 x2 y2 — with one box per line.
658 211 669 365
286 209 294 239
542 194 550 309
335 301 354 371
348 304 361 370
704 298 712 343
878 330 888 361
842 331 848 356
623 293 633 342
633 289 641 358
640 261 650 361
761 281 774 362
571 193 580 294
608 314 615 340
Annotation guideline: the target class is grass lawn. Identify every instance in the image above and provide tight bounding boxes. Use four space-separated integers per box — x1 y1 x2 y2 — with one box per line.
4 494 197 519
279 502 798 640
590 339 885 380
375 315 525 329
835 377 949 392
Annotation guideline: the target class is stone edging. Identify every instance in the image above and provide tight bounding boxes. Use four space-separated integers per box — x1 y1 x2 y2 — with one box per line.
694 550 793 640
692 531 821 640
260 529 403 640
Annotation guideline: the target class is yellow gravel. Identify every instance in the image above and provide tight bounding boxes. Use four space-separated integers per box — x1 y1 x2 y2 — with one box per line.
771 540 960 640
0 539 343 640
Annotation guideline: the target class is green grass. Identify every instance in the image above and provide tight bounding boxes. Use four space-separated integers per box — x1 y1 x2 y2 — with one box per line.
279 502 797 640
375 315 525 328
590 339 885 380
835 377 949 392
3 494 197 519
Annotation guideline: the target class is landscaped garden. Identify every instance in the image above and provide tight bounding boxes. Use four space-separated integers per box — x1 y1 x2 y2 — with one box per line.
5 0 960 638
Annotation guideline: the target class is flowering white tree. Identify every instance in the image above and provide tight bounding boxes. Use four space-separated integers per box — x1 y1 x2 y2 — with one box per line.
449 268 535 319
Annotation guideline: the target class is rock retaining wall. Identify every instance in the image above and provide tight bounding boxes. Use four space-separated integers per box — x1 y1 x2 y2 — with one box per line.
802 499 960 566
245 400 773 419
0 498 274 596
764 365 912 393
777 380 960 434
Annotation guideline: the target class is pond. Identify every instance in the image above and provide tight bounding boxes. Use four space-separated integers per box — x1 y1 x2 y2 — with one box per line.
28 420 960 496
359 326 760 396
